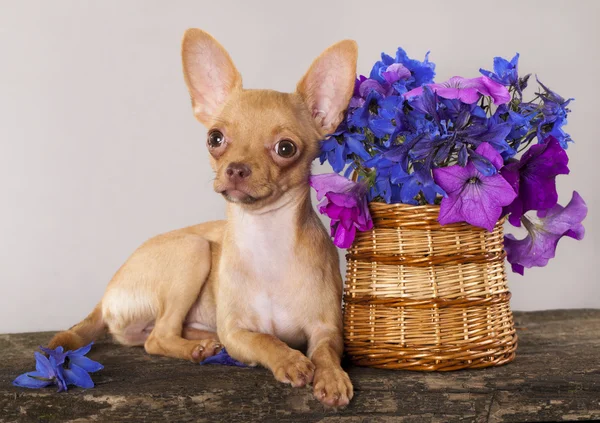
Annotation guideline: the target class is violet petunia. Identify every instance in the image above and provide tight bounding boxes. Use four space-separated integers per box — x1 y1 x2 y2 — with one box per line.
433 143 517 231
504 191 587 275
382 63 412 85
310 173 373 248
501 136 569 226
405 76 511 105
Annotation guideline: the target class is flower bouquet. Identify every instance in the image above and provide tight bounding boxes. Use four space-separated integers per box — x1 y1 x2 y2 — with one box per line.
311 49 587 370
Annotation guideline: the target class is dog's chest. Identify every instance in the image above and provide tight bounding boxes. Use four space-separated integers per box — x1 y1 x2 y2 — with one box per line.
249 289 303 345
234 206 296 281
232 207 306 345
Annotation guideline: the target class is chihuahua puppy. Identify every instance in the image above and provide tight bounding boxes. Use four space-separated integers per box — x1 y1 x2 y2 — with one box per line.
47 29 357 407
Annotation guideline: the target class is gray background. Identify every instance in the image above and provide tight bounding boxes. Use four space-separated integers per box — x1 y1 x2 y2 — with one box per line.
1 0 598 333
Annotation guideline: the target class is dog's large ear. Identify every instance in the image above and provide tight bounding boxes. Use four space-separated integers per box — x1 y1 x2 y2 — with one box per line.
182 29 242 126
296 40 358 137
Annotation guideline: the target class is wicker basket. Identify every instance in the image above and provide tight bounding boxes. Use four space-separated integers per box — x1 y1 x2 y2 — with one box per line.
343 203 517 371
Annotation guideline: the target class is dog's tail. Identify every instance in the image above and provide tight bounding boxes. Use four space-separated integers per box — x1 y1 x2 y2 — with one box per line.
47 302 106 351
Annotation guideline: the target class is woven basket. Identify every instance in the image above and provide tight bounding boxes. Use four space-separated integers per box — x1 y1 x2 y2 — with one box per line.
343 203 517 371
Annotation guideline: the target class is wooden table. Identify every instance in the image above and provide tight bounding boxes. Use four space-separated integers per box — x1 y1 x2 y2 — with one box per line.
1 310 599 422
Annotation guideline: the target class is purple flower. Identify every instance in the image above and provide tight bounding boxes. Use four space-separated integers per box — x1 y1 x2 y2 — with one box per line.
405 76 511 105
501 136 569 226
310 173 373 248
382 63 412 85
505 191 587 275
13 343 103 392
353 68 413 104
433 143 517 231
356 78 389 98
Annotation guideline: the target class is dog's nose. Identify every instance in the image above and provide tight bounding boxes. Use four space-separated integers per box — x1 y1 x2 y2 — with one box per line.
225 162 252 181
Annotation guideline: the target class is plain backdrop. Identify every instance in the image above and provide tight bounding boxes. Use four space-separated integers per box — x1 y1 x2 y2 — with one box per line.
1 0 598 333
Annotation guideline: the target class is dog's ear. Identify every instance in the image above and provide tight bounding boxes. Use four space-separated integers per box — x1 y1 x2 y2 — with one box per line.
182 29 242 126
296 40 358 137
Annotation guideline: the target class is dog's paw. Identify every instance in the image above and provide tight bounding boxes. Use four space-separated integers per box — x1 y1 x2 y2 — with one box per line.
190 339 222 363
313 366 353 408
46 331 86 353
272 350 315 387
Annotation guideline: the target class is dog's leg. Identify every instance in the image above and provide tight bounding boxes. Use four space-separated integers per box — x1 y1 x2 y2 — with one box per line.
307 325 353 407
143 236 220 363
182 327 219 342
221 328 315 387
145 316 221 363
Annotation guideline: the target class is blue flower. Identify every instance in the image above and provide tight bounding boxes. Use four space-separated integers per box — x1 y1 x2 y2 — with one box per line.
443 98 487 121
371 48 436 92
199 348 247 367
490 105 536 159
535 78 573 148
480 53 520 86
405 87 513 170
320 137 345 173
13 343 103 392
516 78 573 149
406 161 446 204
319 125 370 173
321 47 437 175
364 155 403 203
348 91 400 137
395 48 436 89
459 119 514 159
365 143 445 205
13 352 68 392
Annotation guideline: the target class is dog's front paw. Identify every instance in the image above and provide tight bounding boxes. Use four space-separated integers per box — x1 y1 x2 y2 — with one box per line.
313 366 353 408
272 350 315 388
191 339 222 363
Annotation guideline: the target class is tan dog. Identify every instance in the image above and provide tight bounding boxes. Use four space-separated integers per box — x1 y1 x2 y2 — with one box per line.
47 29 357 407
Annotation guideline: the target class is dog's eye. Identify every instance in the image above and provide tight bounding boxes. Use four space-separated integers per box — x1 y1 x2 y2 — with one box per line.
275 139 297 158
208 130 224 148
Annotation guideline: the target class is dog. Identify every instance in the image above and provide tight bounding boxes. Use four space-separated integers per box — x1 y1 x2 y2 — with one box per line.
47 29 358 407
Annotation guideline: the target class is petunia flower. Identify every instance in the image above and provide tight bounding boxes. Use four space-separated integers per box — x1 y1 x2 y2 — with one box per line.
310 173 373 248
13 343 103 392
405 76 511 105
433 143 517 231
382 63 412 85
505 191 587 275
501 136 569 226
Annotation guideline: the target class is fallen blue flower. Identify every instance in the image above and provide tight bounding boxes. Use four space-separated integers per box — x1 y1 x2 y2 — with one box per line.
200 348 247 367
13 342 103 392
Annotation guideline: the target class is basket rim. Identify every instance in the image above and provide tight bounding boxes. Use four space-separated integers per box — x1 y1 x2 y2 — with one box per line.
364 201 506 231
368 201 441 212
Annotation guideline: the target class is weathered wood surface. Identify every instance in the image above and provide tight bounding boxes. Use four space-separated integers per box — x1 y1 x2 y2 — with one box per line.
1 310 599 422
